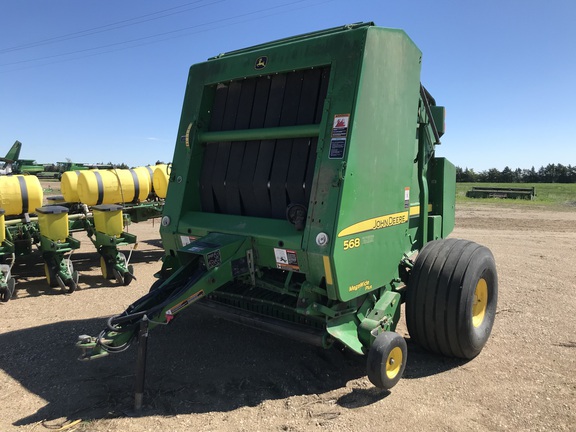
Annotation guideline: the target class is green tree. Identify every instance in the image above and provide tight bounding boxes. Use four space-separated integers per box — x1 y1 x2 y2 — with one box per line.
500 166 514 182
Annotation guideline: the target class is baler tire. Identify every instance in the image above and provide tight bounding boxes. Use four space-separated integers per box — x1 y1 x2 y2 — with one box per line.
366 331 407 390
405 239 456 352
406 239 498 359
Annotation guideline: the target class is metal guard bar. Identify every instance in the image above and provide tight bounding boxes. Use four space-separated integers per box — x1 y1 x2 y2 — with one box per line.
198 124 320 143
420 85 441 145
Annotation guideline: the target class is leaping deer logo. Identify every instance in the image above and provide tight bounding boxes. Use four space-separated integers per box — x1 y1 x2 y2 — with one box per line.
255 56 268 70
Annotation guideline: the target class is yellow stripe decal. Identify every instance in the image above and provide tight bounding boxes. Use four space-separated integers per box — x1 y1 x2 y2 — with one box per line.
323 255 333 285
409 204 433 217
338 210 409 238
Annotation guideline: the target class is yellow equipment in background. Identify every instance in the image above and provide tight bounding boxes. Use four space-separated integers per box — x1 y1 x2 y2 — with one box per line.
0 175 43 216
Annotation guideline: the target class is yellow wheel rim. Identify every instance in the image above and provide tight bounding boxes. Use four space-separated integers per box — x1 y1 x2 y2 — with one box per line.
100 256 108 279
386 346 403 379
472 278 488 328
44 263 52 285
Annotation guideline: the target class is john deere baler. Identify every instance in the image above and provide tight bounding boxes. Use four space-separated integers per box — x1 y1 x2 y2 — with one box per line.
78 22 497 391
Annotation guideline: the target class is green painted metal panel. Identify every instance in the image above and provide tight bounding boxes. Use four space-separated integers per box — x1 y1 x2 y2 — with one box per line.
430 157 456 237
330 28 422 301
427 215 443 241
152 22 453 351
77 23 460 362
160 24 370 274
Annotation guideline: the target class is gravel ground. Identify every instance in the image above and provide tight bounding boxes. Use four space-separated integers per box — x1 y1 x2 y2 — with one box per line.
0 203 574 431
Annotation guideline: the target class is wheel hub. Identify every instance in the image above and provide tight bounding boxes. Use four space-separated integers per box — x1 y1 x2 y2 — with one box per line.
472 278 488 328
386 347 402 379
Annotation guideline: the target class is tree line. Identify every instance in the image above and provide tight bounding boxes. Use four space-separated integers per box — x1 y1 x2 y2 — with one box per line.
456 164 576 183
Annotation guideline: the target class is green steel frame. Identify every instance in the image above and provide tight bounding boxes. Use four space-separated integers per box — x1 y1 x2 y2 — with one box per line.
77 23 460 388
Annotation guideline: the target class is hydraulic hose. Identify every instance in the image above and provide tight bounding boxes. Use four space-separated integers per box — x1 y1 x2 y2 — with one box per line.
106 267 207 333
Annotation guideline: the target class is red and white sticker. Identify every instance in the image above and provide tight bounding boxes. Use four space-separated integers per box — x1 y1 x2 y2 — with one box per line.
404 187 410 209
180 235 198 247
165 290 205 322
332 114 350 138
274 248 300 271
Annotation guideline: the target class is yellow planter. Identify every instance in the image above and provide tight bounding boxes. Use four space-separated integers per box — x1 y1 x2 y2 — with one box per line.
0 209 5 243
77 168 151 206
60 170 85 202
92 204 123 236
153 164 169 198
0 175 43 216
36 206 69 242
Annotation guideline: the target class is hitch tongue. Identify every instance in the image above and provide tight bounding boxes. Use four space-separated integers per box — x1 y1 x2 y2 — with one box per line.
76 334 110 360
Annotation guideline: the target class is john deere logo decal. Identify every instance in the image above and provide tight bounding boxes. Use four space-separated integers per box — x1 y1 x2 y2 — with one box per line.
255 56 268 70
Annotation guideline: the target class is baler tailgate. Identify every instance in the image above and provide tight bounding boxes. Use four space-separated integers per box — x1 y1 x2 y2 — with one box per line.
200 67 330 219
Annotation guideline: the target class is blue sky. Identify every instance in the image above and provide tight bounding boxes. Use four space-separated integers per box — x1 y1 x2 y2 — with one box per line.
1 0 574 171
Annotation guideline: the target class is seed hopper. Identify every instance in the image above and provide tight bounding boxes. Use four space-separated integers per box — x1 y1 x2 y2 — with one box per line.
0 165 167 298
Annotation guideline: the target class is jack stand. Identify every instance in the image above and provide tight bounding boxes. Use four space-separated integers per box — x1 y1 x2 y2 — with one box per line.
134 316 149 412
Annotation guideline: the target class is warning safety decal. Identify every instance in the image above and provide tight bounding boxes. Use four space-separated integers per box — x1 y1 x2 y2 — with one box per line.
329 138 346 159
404 187 410 209
274 248 300 271
165 290 205 322
332 114 350 137
180 235 198 247
329 114 350 160
206 250 222 269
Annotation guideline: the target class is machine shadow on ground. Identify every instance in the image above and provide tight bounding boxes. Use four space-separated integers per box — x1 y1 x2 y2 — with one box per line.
1 303 463 427
1 308 363 426
402 340 467 379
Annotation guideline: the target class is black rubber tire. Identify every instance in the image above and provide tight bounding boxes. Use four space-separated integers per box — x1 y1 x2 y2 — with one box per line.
123 272 134 286
100 256 114 280
65 278 76 294
44 263 59 288
1 278 15 302
366 331 407 389
406 238 498 359
0 287 9 302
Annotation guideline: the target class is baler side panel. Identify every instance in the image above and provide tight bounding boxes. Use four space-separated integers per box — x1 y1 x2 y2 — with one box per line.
332 28 423 302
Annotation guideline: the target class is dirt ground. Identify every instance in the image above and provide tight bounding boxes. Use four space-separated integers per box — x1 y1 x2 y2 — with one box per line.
0 203 574 431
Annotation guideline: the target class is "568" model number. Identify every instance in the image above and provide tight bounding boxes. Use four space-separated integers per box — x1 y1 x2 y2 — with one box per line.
343 238 361 250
